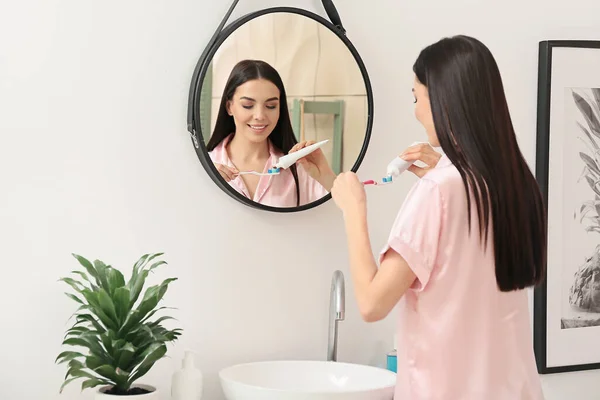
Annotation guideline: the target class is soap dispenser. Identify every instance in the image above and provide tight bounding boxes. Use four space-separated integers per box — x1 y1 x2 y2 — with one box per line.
171 350 203 400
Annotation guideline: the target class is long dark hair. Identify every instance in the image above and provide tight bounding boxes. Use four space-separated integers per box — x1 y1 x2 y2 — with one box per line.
413 35 547 292
206 59 300 206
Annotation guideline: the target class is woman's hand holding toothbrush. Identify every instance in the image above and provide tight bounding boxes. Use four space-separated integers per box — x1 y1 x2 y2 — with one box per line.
400 143 442 178
331 172 367 218
215 163 239 182
289 140 337 191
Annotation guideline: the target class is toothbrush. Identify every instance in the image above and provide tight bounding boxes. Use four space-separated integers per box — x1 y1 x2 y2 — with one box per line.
362 142 430 187
363 179 392 186
237 168 281 176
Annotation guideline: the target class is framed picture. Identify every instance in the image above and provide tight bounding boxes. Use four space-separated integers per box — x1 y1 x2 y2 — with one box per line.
534 40 600 373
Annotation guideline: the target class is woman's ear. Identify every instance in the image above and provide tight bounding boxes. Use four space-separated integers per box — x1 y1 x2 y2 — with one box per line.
226 100 233 116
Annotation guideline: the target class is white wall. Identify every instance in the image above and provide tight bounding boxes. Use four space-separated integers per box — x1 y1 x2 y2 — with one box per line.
0 0 599 399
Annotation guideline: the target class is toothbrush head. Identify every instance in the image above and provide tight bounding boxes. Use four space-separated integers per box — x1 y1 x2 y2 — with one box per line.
267 168 281 175
382 176 393 183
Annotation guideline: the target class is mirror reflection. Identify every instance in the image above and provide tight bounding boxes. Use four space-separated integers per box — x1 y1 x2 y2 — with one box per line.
199 12 370 208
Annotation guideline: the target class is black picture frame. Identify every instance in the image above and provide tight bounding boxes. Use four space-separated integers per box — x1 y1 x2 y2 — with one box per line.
186 2 374 213
534 39 600 374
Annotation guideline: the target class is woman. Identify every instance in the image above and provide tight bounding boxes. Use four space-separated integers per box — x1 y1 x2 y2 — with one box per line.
207 59 336 208
331 35 546 399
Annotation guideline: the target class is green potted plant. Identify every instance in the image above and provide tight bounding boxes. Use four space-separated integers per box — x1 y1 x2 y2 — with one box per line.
56 252 181 398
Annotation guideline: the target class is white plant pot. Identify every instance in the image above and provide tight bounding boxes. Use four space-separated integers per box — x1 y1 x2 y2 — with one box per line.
95 384 159 399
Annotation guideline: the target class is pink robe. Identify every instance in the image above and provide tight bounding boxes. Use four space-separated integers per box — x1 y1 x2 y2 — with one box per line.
208 134 328 207
380 155 544 399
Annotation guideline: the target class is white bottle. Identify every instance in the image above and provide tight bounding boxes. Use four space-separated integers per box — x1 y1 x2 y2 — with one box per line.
386 157 414 179
273 139 329 169
171 350 203 400
384 141 429 182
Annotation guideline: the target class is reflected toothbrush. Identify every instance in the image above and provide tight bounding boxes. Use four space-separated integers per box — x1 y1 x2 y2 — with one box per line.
237 168 281 176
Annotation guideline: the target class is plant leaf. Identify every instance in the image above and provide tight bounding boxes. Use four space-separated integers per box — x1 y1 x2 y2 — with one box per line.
94 364 127 388
80 289 118 331
70 270 96 288
128 254 148 290
64 326 94 339
133 254 151 272
573 91 600 136
93 260 111 293
65 359 86 379
585 176 600 197
85 355 105 370
59 376 80 393
115 342 136 371
129 270 150 308
62 336 107 360
72 254 100 287
586 225 600 233
580 152 600 175
56 351 85 364
101 333 113 355
113 287 131 325
593 88 600 113
96 289 119 327
147 316 177 327
76 314 107 334
156 278 177 302
578 121 600 148
581 204 597 223
127 343 167 385
107 268 126 296
112 339 126 354
60 277 85 294
81 378 110 391
122 277 177 335
65 365 99 381
139 306 176 325
141 253 164 271
148 260 167 274
65 292 84 304
128 253 164 305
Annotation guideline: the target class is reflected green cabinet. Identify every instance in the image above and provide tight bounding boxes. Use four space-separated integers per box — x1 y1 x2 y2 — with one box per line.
291 99 344 174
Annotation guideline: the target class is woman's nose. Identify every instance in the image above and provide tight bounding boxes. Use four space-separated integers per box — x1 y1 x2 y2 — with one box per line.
253 108 266 120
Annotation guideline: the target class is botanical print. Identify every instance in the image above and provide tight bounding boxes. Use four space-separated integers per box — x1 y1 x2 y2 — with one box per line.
562 88 600 329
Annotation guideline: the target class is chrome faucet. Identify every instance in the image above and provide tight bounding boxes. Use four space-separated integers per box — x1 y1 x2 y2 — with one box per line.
327 270 345 362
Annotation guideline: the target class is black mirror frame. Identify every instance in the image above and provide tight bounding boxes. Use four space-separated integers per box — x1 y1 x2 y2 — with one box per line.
186 1 374 213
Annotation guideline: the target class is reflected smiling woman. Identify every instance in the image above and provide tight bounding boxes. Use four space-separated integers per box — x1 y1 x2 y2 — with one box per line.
207 60 336 208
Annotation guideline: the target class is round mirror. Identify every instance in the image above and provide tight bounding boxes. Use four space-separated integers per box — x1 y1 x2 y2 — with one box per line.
189 7 373 212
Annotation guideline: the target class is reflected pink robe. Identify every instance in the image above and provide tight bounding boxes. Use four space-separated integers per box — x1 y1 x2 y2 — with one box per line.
208 134 328 207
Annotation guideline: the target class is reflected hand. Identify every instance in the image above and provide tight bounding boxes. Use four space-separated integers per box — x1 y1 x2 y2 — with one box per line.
400 143 442 178
331 172 367 217
214 163 238 182
289 140 336 190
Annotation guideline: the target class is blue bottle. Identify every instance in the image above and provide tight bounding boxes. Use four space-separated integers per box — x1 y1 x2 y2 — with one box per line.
386 336 397 373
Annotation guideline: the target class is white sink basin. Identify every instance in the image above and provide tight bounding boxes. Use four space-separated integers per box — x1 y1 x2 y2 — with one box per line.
219 360 396 400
